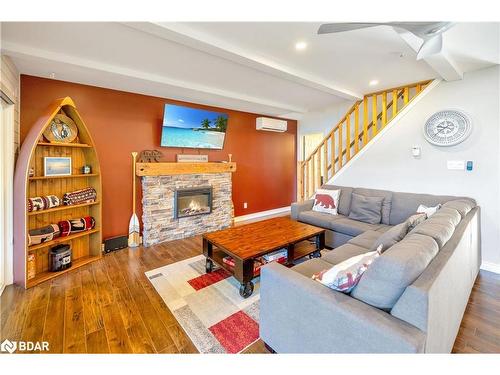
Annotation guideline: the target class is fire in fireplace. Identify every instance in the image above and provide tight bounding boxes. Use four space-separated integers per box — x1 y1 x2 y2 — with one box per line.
174 186 213 219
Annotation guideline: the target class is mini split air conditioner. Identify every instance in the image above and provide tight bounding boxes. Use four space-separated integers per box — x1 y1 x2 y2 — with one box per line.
256 117 288 132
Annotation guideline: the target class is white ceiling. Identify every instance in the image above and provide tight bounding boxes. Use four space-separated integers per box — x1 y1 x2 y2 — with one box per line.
1 22 498 119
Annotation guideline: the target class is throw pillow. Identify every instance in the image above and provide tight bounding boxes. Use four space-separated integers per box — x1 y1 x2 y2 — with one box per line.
369 222 409 253
312 189 340 215
405 212 428 231
348 193 384 224
417 204 442 217
312 247 381 293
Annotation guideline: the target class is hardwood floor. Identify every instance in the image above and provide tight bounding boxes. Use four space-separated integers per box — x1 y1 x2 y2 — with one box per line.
1 233 499 353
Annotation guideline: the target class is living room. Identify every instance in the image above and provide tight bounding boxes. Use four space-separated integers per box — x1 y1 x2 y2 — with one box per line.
1 0 500 372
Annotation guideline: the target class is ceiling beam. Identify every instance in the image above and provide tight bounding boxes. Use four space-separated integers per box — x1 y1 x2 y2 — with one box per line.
396 30 463 81
123 22 363 101
2 41 307 115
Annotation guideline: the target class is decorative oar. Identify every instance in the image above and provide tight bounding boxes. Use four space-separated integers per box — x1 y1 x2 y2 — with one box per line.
128 151 140 248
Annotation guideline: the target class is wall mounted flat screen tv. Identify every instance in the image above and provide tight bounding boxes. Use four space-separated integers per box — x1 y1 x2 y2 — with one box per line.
161 104 228 149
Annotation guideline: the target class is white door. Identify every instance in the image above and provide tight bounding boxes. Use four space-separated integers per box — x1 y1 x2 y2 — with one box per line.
0 96 15 294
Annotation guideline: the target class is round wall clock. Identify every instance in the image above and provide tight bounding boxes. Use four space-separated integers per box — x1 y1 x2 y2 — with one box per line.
43 114 78 143
423 110 472 147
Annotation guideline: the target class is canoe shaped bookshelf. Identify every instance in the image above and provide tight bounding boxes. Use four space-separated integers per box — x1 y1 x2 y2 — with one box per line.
13 97 103 288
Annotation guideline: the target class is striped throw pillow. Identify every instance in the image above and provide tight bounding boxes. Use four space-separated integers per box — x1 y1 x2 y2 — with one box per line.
312 247 381 293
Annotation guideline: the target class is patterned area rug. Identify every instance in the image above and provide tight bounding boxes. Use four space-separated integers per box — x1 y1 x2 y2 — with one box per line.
145 255 260 353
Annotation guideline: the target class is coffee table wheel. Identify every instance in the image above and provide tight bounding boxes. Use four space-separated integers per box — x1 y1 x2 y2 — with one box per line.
239 281 254 298
309 250 322 259
205 258 213 273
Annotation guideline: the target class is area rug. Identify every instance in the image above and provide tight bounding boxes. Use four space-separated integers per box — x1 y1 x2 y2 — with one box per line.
145 255 260 353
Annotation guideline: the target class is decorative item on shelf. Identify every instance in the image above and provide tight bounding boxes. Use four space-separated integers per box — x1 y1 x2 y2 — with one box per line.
139 149 163 163
27 254 36 280
176 154 209 163
49 244 72 272
63 187 96 205
27 195 61 212
58 216 95 237
82 165 92 174
128 152 141 248
28 224 60 246
28 167 35 177
43 113 78 143
424 110 472 147
44 156 72 176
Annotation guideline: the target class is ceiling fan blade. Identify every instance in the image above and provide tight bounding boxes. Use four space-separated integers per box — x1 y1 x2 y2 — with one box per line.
416 33 443 60
387 22 454 40
317 23 382 35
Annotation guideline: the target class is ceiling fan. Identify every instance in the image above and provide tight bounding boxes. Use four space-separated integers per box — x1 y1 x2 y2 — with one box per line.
317 22 454 60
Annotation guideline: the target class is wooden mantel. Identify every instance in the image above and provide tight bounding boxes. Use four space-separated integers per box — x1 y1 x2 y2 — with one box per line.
136 162 237 176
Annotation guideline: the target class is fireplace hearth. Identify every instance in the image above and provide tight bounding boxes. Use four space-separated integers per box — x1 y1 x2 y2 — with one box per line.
174 186 213 219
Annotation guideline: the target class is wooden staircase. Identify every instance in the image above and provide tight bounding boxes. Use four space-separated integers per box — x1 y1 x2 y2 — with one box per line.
297 79 433 201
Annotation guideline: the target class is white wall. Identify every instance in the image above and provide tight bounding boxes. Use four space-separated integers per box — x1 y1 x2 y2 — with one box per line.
326 65 499 268
298 99 353 160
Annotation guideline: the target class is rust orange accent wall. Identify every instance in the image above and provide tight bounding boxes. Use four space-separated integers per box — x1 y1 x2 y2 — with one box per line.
20 75 297 239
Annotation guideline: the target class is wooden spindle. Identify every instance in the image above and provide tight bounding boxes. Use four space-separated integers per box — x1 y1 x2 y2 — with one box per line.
404 87 409 104
372 94 378 137
346 115 351 161
363 97 368 146
416 83 422 94
316 152 321 189
392 89 398 119
323 140 328 182
309 156 314 195
338 122 343 169
381 91 387 128
354 103 360 153
298 161 304 201
331 130 335 176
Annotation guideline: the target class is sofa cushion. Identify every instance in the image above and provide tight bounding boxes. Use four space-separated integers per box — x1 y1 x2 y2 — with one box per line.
430 207 461 227
330 217 382 236
369 222 409 253
405 213 428 231
312 250 380 293
442 199 476 218
298 210 340 229
320 185 353 216
409 216 456 248
375 225 392 233
348 193 383 224
292 258 334 278
351 233 440 310
322 243 369 265
353 187 393 225
389 192 461 225
348 230 381 249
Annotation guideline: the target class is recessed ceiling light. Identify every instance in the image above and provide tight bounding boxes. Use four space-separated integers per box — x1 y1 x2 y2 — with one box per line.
369 79 379 86
295 41 307 51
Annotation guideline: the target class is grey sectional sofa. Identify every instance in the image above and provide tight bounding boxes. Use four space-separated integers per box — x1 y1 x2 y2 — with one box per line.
260 185 481 353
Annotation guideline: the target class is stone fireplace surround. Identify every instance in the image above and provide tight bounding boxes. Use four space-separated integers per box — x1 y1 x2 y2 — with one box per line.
141 172 234 247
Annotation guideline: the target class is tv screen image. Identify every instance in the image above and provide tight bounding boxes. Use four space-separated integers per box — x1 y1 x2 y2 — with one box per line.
161 104 228 149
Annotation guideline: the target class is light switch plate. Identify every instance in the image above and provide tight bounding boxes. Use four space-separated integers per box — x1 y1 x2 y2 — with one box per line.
447 160 465 170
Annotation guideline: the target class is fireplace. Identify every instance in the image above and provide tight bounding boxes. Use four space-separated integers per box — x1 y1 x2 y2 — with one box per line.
174 186 213 219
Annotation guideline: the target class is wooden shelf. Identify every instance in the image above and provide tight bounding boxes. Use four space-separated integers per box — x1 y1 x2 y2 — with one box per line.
28 201 100 216
37 142 92 148
29 173 99 180
28 228 100 251
27 255 101 288
136 162 236 176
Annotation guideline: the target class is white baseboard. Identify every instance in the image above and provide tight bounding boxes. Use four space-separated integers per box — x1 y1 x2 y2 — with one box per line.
233 206 290 223
480 261 500 274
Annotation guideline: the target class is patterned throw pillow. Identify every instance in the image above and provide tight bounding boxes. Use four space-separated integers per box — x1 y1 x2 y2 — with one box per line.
417 204 442 217
312 189 340 215
312 247 381 293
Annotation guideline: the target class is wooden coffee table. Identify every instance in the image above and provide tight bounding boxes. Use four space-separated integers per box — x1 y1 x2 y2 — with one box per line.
202 216 326 298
